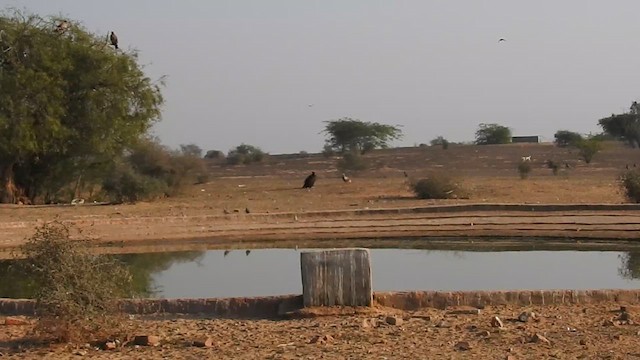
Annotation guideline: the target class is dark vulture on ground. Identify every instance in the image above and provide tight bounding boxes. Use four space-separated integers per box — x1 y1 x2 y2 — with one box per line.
302 171 316 189
110 31 119 49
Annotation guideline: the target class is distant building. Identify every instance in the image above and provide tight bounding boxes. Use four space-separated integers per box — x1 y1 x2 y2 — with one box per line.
511 136 539 144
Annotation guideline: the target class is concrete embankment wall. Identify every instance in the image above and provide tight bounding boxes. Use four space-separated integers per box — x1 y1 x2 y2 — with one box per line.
2 289 639 318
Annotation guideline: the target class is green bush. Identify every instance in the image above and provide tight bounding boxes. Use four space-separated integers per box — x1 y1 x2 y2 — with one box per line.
18 222 134 342
518 161 532 179
337 152 368 171
101 163 169 203
621 170 640 203
411 174 460 199
576 138 603 164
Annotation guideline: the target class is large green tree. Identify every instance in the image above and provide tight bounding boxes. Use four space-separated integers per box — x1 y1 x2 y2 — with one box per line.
322 118 402 154
0 11 163 203
598 101 640 148
474 123 511 145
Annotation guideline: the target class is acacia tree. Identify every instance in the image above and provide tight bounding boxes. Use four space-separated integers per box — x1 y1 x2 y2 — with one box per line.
474 123 511 145
322 118 402 154
554 130 583 148
0 11 163 203
598 101 640 148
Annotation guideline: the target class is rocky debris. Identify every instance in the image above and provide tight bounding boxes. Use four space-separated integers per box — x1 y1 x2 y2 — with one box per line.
74 349 88 356
102 341 117 350
133 335 161 347
530 333 551 345
435 320 452 328
505 355 517 360
454 341 471 351
491 316 504 328
309 334 334 344
518 311 537 323
192 337 214 348
447 308 481 315
477 330 491 337
579 339 587 346
385 316 403 326
361 318 377 329
602 319 618 327
3 317 29 326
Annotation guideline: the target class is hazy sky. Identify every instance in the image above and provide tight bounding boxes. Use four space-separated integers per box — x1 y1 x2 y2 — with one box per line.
3 1 640 154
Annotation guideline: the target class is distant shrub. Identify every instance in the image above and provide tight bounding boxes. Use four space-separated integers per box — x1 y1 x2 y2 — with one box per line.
576 138 603 164
226 144 267 165
518 161 532 179
554 130 583 148
204 150 224 159
545 160 559 175
411 174 460 199
101 162 169 203
337 152 368 171
620 170 640 203
18 222 134 343
430 136 449 150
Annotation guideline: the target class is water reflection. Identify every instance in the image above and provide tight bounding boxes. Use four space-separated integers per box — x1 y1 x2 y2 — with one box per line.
2 248 640 299
0 251 205 299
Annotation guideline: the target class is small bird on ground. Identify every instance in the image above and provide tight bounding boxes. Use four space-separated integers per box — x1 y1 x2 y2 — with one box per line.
302 171 316 189
245 207 250 214
110 31 119 49
223 250 230 257
403 171 408 178
342 173 351 183
245 250 251 256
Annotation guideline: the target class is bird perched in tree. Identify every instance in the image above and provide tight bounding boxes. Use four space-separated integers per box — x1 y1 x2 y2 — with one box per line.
341 173 351 183
110 31 119 49
302 171 316 189
55 20 70 33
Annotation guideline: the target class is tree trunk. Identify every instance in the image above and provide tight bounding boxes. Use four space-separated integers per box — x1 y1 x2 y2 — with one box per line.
0 162 18 204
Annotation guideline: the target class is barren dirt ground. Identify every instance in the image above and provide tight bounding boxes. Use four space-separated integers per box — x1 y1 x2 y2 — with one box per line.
2 143 640 358
2 303 640 359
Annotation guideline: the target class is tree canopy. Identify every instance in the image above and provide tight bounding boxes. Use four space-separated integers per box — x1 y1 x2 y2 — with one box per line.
474 123 511 145
0 10 164 203
598 101 640 148
322 118 403 154
554 130 583 148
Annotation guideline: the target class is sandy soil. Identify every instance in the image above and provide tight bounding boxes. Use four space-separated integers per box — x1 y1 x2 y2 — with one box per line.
1 303 639 359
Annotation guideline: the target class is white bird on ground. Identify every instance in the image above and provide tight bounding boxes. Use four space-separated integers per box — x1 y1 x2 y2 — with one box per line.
342 173 351 183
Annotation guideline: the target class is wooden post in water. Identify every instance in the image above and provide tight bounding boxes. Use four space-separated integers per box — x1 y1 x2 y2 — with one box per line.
300 248 373 307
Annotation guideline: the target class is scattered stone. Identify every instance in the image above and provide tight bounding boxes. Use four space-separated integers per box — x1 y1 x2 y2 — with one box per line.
518 311 536 323
454 341 471 351
448 308 481 315
361 318 374 329
435 320 452 328
192 337 214 348
530 333 550 345
602 319 618 327
3 317 29 326
385 316 403 326
477 330 491 337
309 335 334 344
579 339 587 346
491 316 504 328
505 356 516 360
102 341 117 350
74 350 88 356
133 335 161 347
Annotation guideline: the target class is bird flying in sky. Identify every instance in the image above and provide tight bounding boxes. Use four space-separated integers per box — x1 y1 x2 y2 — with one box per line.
498 38 506 42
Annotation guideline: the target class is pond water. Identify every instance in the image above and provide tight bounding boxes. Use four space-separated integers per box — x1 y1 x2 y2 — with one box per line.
4 248 639 299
